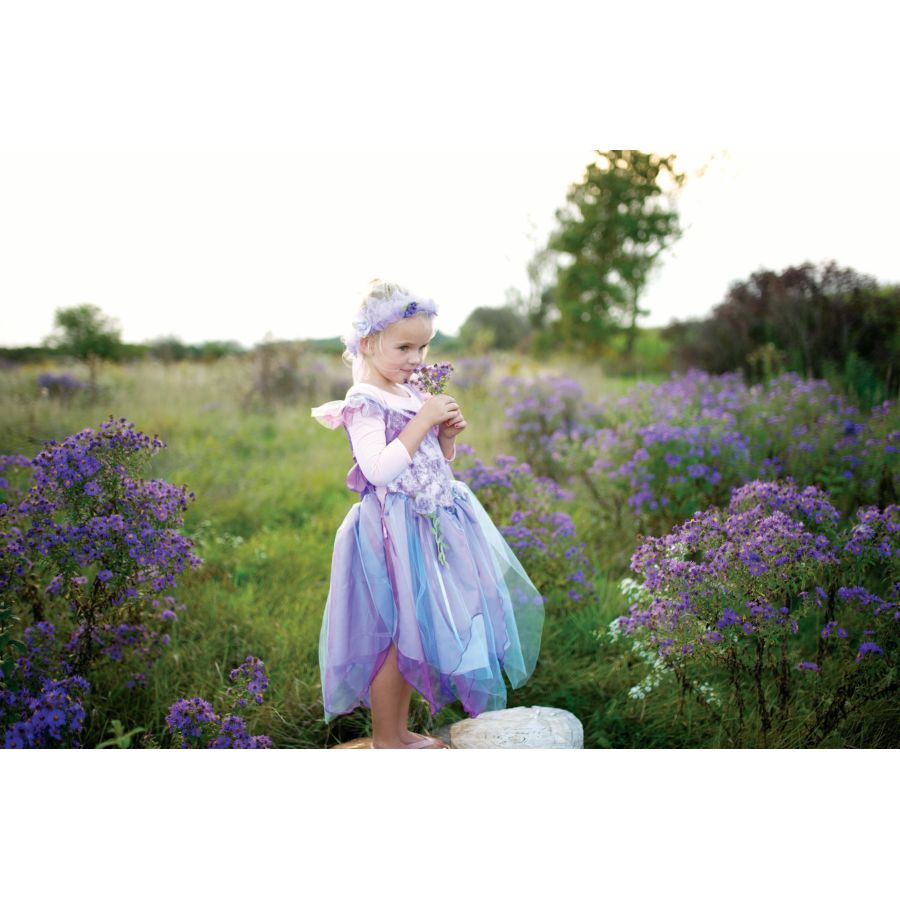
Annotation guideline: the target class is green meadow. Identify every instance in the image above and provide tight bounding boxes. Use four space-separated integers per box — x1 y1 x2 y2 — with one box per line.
2 353 665 748
3 336 895 749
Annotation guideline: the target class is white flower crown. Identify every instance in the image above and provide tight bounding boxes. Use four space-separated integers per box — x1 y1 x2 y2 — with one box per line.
342 284 439 356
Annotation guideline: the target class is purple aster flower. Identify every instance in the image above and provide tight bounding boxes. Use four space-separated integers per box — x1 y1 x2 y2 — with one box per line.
855 642 884 662
795 661 820 673
409 361 454 395
717 608 741 628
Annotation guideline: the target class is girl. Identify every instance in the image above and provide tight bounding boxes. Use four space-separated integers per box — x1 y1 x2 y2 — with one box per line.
312 280 544 749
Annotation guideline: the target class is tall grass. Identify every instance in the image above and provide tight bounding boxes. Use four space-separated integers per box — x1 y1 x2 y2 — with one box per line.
9 350 881 748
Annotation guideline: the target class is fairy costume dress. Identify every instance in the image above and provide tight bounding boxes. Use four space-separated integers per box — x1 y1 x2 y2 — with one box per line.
312 380 544 723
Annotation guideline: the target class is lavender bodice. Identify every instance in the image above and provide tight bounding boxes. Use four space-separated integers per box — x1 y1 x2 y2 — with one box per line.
312 387 457 516
378 403 457 514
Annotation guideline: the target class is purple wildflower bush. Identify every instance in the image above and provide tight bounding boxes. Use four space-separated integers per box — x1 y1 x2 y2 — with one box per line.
37 371 89 401
499 375 607 482
612 478 899 746
450 356 493 393
0 621 92 748
165 656 272 749
502 369 898 535
0 417 204 747
453 445 593 603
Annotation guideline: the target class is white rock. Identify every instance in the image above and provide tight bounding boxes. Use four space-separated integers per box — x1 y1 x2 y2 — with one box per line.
446 706 583 749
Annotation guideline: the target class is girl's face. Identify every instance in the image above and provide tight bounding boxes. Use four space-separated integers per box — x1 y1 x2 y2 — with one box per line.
362 315 433 384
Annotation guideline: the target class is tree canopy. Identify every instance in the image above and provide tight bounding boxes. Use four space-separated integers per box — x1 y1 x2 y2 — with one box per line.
536 150 686 356
662 261 900 405
45 304 123 390
459 305 530 351
46 304 123 363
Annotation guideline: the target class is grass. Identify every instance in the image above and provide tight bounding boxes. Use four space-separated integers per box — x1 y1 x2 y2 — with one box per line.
4 349 890 748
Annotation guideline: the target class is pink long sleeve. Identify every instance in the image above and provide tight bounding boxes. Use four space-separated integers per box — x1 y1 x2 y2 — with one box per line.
345 410 413 486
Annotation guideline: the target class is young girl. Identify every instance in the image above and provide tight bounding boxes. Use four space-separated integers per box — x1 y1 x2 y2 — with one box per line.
311 280 544 749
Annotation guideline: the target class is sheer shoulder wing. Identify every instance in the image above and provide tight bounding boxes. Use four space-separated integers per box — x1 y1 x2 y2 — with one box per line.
310 393 385 430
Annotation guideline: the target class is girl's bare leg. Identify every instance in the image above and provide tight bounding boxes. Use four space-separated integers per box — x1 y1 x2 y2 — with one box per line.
370 644 444 748
396 677 414 739
370 644 407 748
394 658 447 748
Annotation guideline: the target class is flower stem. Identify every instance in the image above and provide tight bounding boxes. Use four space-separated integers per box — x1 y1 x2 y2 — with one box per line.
429 512 447 566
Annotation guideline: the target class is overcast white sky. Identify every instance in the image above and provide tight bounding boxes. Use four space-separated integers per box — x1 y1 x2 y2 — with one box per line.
3 146 899 348
1 2 898 349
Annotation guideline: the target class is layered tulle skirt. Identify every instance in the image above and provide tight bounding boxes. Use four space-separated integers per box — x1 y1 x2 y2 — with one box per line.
319 479 544 723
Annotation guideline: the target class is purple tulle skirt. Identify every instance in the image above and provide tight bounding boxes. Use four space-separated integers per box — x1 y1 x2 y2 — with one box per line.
319 479 544 723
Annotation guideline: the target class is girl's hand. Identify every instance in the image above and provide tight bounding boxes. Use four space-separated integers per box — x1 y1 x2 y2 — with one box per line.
439 412 467 437
437 394 466 437
417 393 460 429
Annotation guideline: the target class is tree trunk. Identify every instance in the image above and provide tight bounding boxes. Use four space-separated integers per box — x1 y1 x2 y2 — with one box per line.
624 286 639 357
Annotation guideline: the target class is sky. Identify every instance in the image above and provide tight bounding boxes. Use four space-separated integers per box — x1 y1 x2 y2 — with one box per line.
3 146 899 349
1 3 897 351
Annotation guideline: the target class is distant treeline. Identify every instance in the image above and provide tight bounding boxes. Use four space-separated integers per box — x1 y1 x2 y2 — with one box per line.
662 261 899 405
0 331 462 366
5 260 896 406
0 339 246 365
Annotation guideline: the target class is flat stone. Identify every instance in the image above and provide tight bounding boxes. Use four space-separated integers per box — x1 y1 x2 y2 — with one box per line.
329 707 583 749
329 735 449 749
448 706 583 749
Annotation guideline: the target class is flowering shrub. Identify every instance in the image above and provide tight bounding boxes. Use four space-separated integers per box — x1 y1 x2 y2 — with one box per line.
0 417 201 747
37 371 89 400
573 418 754 531
166 656 272 748
499 375 607 481
453 446 593 603
1 622 91 748
506 369 898 536
451 356 493 393
612 478 899 746
226 654 270 708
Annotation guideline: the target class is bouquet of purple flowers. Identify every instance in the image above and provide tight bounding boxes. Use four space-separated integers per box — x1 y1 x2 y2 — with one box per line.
408 361 455 565
409 362 454 395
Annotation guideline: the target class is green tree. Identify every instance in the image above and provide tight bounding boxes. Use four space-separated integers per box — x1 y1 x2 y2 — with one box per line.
663 261 900 405
544 150 686 356
45 303 123 390
459 304 530 352
147 334 189 363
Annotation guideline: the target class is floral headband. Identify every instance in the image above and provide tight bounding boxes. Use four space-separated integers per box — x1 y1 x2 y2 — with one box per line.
342 287 439 357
